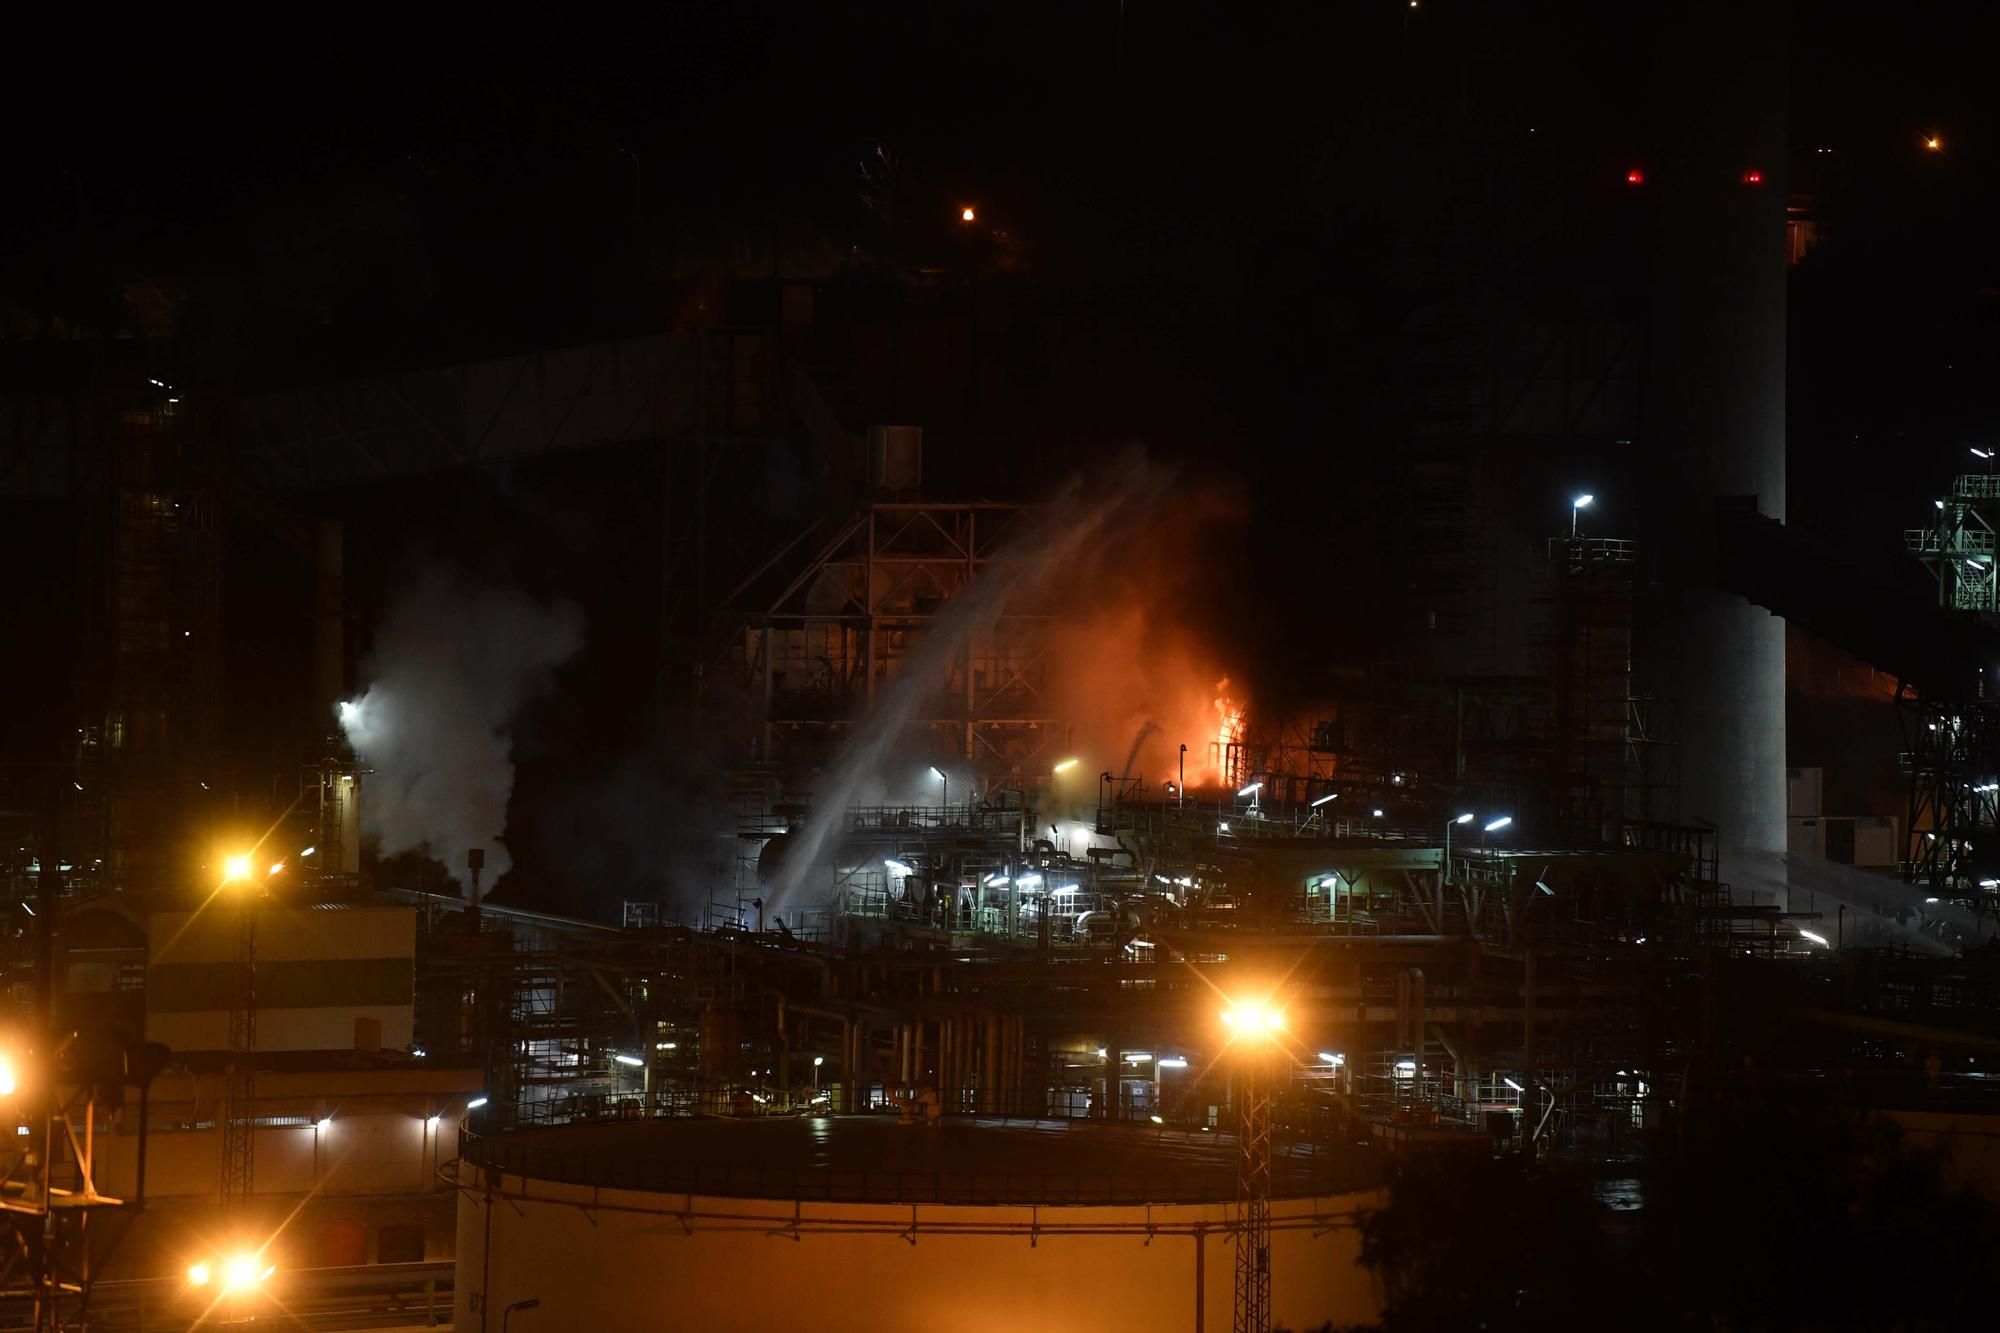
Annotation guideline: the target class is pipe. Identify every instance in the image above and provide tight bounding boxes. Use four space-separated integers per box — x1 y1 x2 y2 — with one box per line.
1411 968 1427 1089
986 1015 1002 1116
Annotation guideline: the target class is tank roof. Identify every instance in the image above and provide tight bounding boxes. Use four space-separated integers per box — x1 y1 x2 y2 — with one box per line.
467 1115 1376 1205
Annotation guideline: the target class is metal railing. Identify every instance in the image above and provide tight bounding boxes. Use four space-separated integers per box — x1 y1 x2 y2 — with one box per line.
460 1127 1367 1206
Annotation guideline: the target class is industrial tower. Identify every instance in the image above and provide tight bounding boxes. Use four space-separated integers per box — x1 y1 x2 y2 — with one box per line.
219 884 259 1205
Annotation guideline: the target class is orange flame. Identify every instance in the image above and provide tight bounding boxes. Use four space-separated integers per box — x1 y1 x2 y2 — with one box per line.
1213 678 1246 773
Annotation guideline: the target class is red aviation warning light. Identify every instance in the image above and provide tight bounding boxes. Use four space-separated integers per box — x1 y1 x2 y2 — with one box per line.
1742 168 1764 185
1625 168 1645 186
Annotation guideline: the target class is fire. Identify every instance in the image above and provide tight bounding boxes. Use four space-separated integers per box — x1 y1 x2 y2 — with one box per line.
1213 678 1246 771
1035 475 1251 793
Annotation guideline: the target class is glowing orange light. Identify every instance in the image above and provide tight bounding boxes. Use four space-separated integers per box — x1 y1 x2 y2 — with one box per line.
960 206 976 223
1220 1001 1286 1038
1213 679 1246 772
1925 135 1942 151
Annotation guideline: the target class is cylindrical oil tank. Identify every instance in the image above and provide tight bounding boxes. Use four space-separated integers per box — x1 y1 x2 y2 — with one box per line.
453 1117 1382 1331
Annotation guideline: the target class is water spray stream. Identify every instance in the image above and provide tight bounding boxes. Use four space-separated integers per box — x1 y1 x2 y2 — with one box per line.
767 467 1172 917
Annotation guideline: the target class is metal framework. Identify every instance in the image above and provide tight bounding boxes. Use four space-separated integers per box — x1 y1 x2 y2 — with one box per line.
1898 688 2000 898
733 502 1064 777
0 1067 142 1330
219 902 257 1204
1897 475 2000 900
1232 1058 1274 1333
1906 474 2000 612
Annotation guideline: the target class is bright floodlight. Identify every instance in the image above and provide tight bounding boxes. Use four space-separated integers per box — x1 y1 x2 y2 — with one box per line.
961 206 976 222
1220 1001 1285 1034
222 854 252 883
187 1261 211 1286
1238 781 1262 797
1318 1051 1344 1065
224 1255 261 1290
1311 792 1338 807
1974 448 1994 460
928 767 945 782
1015 872 1043 888
337 700 358 724
1052 757 1080 773
1454 812 1474 824
0 1055 15 1098
467 1096 489 1110
614 1053 644 1067
1799 929 1829 947
299 846 315 858
884 859 913 876
1371 808 1384 818
814 1056 825 1067
1573 494 1594 509
316 1117 332 1131
1484 815 1513 832
267 861 285 877
1504 1077 1524 1092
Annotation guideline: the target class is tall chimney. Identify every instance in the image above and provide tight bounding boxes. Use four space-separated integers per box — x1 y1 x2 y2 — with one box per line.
1642 10 1789 901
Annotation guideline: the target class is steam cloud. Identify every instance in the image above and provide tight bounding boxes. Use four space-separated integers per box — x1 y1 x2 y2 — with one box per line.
338 566 584 893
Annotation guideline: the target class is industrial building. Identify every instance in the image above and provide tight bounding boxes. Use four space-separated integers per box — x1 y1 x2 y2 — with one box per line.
1 9 1999 1332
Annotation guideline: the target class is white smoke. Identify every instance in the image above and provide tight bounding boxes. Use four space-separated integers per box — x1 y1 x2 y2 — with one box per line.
338 566 584 893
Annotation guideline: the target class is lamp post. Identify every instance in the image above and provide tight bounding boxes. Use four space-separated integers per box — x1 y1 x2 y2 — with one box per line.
1442 812 1473 881
1570 493 1594 539
929 766 948 821
1482 814 1513 850
503 1297 541 1331
1218 998 1287 1333
1179 744 1187 808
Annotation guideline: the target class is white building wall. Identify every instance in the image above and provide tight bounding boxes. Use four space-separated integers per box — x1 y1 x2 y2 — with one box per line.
146 906 416 1052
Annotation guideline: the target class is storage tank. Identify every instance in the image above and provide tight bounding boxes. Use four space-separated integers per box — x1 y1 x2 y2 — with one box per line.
451 1116 1382 1331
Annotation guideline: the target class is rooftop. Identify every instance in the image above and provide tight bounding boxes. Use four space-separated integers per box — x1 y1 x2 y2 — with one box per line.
465 1115 1378 1205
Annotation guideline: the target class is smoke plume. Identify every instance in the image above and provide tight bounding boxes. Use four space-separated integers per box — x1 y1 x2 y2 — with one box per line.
339 566 584 892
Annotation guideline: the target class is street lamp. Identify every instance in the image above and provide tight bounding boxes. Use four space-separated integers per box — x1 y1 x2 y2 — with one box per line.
1218 997 1285 1332
1482 814 1513 852
1570 494 1594 539
929 766 948 819
1442 812 1474 879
